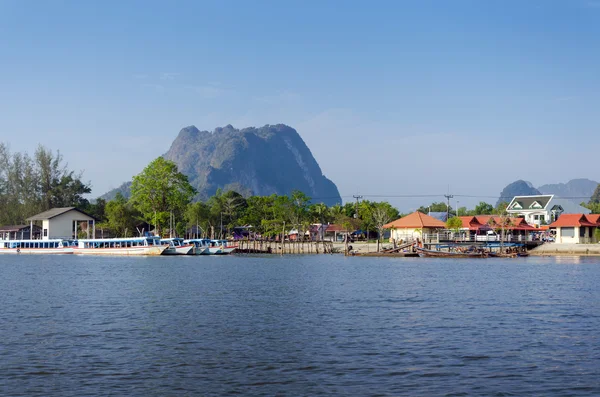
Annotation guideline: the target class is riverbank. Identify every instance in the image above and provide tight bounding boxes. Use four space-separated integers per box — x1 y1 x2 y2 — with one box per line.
530 243 600 256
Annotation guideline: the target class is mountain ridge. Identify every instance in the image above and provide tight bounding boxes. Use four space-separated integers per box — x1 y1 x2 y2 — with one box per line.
100 124 342 206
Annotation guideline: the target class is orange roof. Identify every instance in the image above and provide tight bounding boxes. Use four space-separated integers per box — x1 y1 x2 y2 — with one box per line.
459 216 490 230
585 214 600 224
384 211 447 229
549 214 598 228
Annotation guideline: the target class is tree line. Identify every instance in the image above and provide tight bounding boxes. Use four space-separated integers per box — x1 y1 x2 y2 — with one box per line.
3 145 599 237
0 143 92 226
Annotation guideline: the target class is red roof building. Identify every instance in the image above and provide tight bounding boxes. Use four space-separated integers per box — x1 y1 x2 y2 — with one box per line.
548 214 599 244
384 212 446 242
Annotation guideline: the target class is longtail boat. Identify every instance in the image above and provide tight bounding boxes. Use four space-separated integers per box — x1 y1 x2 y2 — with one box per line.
416 247 487 258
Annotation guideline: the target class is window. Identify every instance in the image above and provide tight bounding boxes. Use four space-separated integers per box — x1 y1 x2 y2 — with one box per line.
43 229 47 237
561 227 575 238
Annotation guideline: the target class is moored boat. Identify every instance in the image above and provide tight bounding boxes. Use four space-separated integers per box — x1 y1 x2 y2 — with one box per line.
208 239 238 255
160 237 194 255
183 238 212 255
416 247 487 258
74 236 167 256
0 239 74 254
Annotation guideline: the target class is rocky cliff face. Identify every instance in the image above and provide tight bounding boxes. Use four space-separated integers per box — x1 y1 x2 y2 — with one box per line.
101 124 342 206
538 179 598 201
496 180 541 206
497 178 599 207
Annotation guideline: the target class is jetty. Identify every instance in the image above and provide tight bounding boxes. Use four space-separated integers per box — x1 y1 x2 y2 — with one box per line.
235 239 334 254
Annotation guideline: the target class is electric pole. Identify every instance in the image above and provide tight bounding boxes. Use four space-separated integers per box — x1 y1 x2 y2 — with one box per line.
444 194 454 221
353 195 363 219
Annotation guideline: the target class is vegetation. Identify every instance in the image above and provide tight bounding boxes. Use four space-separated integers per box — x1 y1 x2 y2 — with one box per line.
446 216 463 232
129 157 196 235
0 143 91 225
4 143 559 239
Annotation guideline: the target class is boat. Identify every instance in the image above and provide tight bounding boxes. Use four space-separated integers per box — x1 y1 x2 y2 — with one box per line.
416 247 487 258
208 239 238 255
160 237 194 255
183 238 212 255
0 239 74 254
74 236 167 256
488 252 518 258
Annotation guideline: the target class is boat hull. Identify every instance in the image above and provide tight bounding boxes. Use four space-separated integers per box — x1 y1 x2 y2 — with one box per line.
162 245 194 255
0 248 74 254
73 246 166 256
416 247 487 258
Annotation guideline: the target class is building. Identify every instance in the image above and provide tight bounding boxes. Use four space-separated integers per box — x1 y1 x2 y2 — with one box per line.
548 214 599 244
25 207 96 240
384 211 447 241
0 225 42 241
506 195 591 227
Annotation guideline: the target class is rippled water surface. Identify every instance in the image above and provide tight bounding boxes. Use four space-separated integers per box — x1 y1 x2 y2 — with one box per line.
2 254 600 396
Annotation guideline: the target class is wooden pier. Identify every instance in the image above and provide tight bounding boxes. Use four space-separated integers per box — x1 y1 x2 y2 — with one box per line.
235 239 335 255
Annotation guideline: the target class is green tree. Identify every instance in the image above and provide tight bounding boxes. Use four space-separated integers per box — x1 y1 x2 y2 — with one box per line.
104 192 140 237
474 201 494 215
129 157 196 236
417 202 450 215
446 216 463 232
185 201 211 238
371 202 399 245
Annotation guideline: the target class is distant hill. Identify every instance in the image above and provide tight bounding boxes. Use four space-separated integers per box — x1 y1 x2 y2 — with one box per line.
538 178 598 202
496 178 599 207
100 124 342 206
496 180 541 206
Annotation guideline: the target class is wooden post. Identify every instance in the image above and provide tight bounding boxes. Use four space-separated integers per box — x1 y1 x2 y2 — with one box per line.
281 222 285 256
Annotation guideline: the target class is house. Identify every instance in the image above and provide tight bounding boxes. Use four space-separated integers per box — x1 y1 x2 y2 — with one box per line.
0 225 42 241
506 195 590 227
323 224 350 242
548 214 599 244
25 207 96 240
384 211 447 241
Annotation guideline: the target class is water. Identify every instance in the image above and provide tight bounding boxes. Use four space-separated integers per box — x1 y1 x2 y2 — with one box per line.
1 254 600 396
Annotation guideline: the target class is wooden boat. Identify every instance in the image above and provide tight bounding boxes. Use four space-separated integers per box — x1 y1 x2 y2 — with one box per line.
488 252 518 258
0 239 74 254
74 236 167 256
416 247 487 258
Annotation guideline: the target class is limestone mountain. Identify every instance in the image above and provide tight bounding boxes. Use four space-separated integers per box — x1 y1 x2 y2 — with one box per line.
496 178 599 207
101 124 342 206
496 180 541 207
538 178 598 202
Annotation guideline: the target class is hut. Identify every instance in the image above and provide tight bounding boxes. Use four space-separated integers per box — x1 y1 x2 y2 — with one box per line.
384 211 447 242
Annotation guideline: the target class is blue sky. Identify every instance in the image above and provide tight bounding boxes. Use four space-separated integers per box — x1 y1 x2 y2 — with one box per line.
1 0 599 210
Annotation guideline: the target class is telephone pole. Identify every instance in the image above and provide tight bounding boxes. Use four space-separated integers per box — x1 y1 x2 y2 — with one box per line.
444 194 454 220
353 195 363 219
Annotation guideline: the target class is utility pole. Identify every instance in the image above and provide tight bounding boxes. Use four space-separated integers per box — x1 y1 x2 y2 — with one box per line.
353 195 363 219
444 194 454 221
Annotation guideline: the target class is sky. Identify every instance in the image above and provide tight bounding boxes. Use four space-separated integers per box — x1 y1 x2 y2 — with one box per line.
1 0 599 211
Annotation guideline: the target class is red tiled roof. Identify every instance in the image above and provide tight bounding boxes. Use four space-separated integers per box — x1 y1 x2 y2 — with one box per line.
585 214 600 225
474 215 538 230
549 214 598 228
384 212 447 229
458 216 491 231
